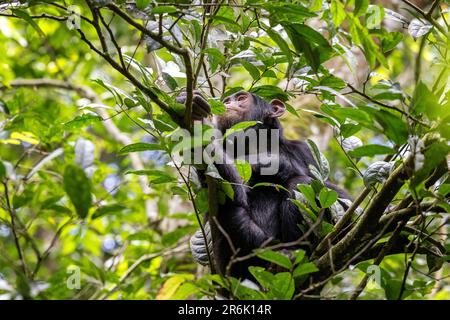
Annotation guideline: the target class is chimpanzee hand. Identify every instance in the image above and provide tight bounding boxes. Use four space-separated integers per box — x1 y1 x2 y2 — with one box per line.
190 222 213 266
176 90 211 121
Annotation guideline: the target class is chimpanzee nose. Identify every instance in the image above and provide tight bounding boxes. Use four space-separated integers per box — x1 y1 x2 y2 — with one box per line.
225 101 237 109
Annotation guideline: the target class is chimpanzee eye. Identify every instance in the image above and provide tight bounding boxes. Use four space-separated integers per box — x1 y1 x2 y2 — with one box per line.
237 95 246 101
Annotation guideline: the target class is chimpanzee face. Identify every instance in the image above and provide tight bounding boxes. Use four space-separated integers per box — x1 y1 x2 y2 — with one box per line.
222 91 254 120
216 91 254 131
216 91 286 132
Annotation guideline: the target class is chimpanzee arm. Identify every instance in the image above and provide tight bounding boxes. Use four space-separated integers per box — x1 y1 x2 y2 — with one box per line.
213 169 277 248
210 140 249 208
229 207 275 247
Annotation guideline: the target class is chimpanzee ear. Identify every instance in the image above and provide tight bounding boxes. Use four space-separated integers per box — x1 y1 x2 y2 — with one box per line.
269 99 286 118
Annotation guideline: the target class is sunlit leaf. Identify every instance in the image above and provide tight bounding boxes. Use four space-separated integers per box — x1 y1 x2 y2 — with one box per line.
63 164 92 219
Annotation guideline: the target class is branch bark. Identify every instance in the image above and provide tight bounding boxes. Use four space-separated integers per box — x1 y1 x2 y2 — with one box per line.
316 156 414 276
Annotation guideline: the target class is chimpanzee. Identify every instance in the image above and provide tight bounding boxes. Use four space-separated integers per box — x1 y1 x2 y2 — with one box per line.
178 91 351 279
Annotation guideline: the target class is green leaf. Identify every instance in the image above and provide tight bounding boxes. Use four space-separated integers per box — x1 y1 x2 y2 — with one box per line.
360 107 408 145
162 72 178 90
427 253 444 274
235 159 252 183
43 204 71 215
411 141 450 187
12 9 45 37
224 121 260 138
285 103 300 118
348 144 396 157
240 60 260 81
284 23 332 71
297 184 318 211
125 169 177 184
151 6 177 14
63 165 92 219
293 262 319 278
154 118 175 132
124 98 136 109
136 0 150 10
171 282 200 300
320 75 346 90
319 188 338 208
347 14 386 68
233 280 267 300
269 272 294 300
248 266 274 289
293 249 306 265
256 250 292 270
334 108 373 126
354 0 369 16
437 184 450 197
320 221 335 237
372 90 403 101
265 27 293 66
190 20 202 44
203 48 225 73
194 188 209 213
212 6 240 32
330 0 346 26
162 226 196 246
64 114 102 129
250 85 291 101
381 31 403 53
307 139 329 181
340 123 362 138
291 199 318 222
223 86 245 98
265 2 316 21
118 143 163 155
365 5 384 29
287 23 330 47
208 99 226 115
0 161 5 180
262 69 277 79
384 279 413 300
411 82 442 121
92 204 126 220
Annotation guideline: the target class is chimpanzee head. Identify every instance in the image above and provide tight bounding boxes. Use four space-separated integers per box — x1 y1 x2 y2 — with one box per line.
217 91 285 132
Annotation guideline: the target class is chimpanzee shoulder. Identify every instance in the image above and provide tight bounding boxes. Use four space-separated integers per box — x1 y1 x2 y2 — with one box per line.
279 139 319 177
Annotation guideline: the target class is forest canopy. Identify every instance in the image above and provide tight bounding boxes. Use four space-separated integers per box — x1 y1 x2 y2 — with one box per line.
0 0 449 300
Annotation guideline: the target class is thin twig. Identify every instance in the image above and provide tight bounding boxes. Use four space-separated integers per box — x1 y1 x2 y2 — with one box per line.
2 181 29 278
346 83 428 127
99 243 189 299
350 220 406 300
401 0 446 35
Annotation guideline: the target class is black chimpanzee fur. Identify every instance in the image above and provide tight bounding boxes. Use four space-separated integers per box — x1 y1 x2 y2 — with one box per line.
183 91 351 279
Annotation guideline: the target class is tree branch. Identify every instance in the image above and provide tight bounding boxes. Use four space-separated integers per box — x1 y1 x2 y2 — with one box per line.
346 83 428 127
316 156 414 275
99 243 189 299
2 181 29 278
401 0 446 35
105 3 193 128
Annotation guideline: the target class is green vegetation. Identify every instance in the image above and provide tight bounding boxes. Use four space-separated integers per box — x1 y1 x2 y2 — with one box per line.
0 0 449 300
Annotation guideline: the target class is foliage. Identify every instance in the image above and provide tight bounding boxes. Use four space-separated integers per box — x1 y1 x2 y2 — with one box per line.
0 0 449 300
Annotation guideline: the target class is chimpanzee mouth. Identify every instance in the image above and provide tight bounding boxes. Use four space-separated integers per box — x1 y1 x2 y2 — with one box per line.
226 106 242 112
